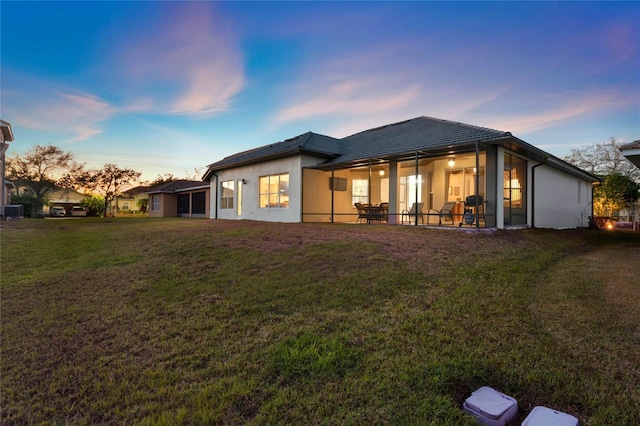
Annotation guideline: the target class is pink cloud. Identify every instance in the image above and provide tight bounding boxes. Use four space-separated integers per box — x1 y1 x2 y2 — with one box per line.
484 90 634 134
275 80 421 123
118 3 245 116
4 77 116 143
602 21 639 62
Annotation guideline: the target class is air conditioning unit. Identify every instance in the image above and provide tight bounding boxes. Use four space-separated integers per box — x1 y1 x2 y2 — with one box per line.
1 204 24 219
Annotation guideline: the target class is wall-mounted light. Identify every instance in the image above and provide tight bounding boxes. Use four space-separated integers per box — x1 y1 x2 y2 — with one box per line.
448 158 456 167
241 179 247 185
379 170 385 176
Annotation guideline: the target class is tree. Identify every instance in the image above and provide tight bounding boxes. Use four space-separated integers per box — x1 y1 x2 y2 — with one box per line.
564 138 640 219
594 174 640 219
6 145 79 212
76 164 141 217
137 197 148 213
563 138 640 182
145 173 177 188
184 167 204 181
81 195 106 217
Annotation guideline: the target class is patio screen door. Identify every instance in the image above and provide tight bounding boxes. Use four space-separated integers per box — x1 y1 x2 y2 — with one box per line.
503 154 527 225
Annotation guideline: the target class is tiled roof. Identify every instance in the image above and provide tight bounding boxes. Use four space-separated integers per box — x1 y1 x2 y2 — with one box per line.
206 132 341 171
201 116 600 181
146 180 208 194
124 185 149 195
334 116 510 164
205 117 509 175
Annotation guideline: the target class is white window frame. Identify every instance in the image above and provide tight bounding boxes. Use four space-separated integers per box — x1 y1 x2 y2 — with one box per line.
220 180 234 209
352 179 369 205
259 173 289 208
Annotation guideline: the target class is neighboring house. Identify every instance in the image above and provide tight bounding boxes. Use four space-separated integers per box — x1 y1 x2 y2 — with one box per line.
46 187 87 215
204 116 600 229
146 180 210 218
113 186 149 213
620 140 640 169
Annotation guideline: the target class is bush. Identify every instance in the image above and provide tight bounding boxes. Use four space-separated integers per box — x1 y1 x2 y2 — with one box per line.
9 195 37 218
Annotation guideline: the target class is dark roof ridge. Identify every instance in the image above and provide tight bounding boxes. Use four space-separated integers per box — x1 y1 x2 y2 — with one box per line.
421 115 511 137
341 116 510 140
206 131 314 168
341 117 418 139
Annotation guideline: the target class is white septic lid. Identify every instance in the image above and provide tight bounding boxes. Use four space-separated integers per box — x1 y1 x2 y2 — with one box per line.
465 386 517 420
522 406 578 426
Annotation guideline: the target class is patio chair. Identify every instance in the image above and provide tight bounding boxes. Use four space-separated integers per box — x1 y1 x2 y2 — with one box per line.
428 201 457 225
372 202 389 223
401 202 425 224
354 202 370 223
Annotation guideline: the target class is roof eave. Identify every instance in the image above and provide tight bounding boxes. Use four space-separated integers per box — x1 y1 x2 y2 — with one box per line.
500 136 601 182
311 135 512 170
204 148 338 179
0 120 14 142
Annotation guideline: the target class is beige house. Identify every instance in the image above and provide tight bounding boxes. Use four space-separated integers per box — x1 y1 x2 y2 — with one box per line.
46 188 87 215
204 116 600 229
147 180 210 218
112 186 149 214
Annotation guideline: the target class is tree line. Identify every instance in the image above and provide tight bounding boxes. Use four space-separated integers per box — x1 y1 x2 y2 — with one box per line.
5 145 200 219
6 145 141 217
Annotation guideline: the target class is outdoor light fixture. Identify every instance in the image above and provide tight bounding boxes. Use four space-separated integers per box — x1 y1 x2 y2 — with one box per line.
379 170 385 176
448 158 456 167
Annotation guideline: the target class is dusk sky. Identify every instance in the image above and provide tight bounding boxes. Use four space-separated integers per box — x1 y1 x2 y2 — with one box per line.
1 1 639 182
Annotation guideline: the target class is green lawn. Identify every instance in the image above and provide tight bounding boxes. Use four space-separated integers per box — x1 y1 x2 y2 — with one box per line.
1 218 639 425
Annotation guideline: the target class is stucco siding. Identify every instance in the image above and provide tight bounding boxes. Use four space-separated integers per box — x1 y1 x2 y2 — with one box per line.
533 165 593 229
212 156 309 222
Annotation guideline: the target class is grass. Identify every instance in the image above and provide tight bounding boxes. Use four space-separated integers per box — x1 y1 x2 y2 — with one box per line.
1 217 639 425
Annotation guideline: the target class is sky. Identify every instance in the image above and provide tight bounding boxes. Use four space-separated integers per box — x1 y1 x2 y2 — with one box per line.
1 1 639 183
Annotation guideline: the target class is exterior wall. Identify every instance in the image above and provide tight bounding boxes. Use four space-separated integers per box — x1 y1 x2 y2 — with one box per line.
302 168 332 222
533 164 593 229
212 156 315 223
148 193 177 218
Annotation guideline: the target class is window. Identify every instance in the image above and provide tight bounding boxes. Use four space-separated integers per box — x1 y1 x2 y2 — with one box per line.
260 173 289 208
221 180 234 209
151 194 160 211
122 202 129 210
352 179 369 205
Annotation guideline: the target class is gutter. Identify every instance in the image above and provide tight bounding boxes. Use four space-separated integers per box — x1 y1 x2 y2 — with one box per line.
211 172 218 219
